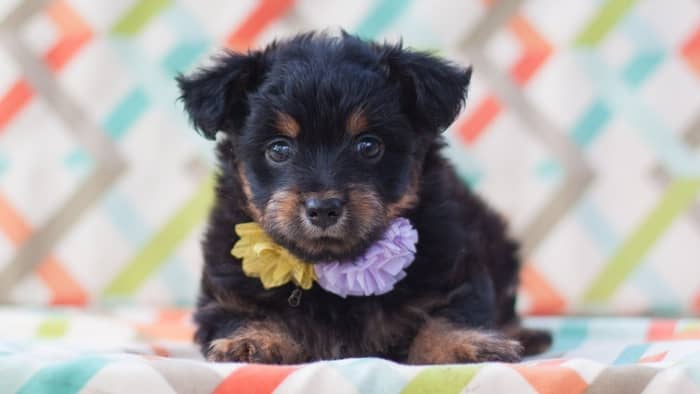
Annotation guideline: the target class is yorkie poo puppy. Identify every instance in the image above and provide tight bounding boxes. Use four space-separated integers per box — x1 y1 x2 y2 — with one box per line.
177 31 551 364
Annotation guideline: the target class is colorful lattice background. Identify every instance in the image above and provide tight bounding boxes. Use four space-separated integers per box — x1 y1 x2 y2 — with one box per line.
0 0 699 315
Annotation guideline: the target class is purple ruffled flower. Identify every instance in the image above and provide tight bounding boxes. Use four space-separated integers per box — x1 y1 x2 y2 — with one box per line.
314 218 418 297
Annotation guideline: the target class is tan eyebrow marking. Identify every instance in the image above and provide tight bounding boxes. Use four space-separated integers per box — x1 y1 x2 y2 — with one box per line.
275 112 300 138
346 108 368 136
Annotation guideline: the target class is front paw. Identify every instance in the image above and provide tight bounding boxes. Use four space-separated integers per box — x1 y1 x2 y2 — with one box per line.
207 323 306 364
408 319 523 364
460 332 523 363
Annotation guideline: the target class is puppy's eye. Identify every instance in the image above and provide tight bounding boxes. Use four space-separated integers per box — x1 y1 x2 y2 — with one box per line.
266 139 292 163
354 135 384 162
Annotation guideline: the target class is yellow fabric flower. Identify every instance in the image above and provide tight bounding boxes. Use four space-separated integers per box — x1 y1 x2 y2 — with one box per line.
231 222 316 290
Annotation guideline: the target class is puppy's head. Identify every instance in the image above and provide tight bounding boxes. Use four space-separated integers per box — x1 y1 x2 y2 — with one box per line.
178 32 471 262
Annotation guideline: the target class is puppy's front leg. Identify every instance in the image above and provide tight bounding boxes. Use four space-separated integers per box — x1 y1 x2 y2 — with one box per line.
407 318 522 364
207 320 307 364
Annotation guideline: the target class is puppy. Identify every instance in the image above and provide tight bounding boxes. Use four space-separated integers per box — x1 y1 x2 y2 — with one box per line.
177 32 551 364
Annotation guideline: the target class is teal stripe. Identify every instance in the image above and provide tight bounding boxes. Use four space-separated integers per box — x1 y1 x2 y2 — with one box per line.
574 52 700 176
63 149 92 173
613 344 650 364
0 153 7 175
160 6 210 74
109 40 181 115
571 100 610 147
103 88 149 140
161 41 209 75
621 12 663 52
535 159 563 183
17 357 109 394
575 197 617 252
622 51 664 87
549 319 589 355
632 267 681 316
577 198 681 310
160 256 197 306
684 353 700 388
0 357 38 393
354 0 412 39
102 191 149 245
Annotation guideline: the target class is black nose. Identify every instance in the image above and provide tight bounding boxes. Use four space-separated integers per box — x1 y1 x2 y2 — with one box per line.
305 198 343 228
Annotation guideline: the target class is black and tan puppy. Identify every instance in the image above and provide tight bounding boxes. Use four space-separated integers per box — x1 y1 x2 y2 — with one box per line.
177 32 551 364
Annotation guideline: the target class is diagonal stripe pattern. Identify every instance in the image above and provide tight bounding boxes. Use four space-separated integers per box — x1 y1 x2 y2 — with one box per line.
0 0 697 316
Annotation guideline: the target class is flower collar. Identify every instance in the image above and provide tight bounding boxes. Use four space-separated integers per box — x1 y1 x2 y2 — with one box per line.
231 218 418 298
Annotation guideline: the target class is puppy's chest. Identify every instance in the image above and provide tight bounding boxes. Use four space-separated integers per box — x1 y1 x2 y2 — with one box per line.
285 296 429 359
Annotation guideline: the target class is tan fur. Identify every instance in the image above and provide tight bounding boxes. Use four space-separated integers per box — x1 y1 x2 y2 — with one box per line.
237 164 262 221
263 189 301 231
346 183 384 238
386 167 420 218
275 112 300 138
407 318 522 364
207 321 307 363
346 108 368 136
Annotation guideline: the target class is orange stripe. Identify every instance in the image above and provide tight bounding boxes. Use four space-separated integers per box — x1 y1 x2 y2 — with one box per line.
0 192 32 245
0 79 34 131
44 0 92 72
508 15 552 85
673 329 700 340
36 255 88 306
640 351 668 363
646 319 676 341
46 0 91 35
151 344 171 358
519 264 566 315
225 0 296 51
158 308 191 322
510 15 550 51
457 95 501 144
513 365 587 394
214 365 297 394
681 26 700 74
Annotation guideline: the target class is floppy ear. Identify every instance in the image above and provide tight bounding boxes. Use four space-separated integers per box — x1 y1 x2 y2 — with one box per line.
379 44 472 133
176 50 267 139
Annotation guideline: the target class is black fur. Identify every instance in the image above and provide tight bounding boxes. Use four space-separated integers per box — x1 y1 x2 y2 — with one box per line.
177 32 550 364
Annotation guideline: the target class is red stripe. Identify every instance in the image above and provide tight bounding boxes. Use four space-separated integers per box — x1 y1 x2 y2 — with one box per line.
214 365 297 394
0 79 33 131
508 15 552 85
0 192 32 245
457 95 501 144
44 34 92 72
511 50 550 85
225 0 296 51
519 264 566 315
682 26 700 74
36 255 88 306
646 319 677 341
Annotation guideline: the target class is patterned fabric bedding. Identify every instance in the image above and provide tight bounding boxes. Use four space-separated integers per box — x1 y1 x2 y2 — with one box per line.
1 307 699 393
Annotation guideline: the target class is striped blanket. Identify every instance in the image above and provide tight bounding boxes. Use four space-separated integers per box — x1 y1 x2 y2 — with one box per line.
1 307 699 393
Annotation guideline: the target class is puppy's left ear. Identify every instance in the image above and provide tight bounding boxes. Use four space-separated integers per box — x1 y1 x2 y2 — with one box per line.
380 45 472 134
176 50 268 139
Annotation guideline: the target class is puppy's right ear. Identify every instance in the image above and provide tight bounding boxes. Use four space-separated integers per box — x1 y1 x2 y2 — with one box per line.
176 51 267 139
